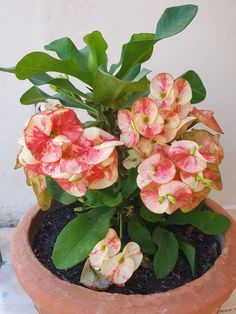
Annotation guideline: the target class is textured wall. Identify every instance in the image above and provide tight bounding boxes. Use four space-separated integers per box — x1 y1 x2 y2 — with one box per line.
0 0 235 225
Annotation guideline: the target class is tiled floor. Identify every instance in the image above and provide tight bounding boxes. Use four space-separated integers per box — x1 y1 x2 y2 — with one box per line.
0 211 236 314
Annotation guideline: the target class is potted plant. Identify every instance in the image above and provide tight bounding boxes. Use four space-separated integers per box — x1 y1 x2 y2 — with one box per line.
1 4 236 314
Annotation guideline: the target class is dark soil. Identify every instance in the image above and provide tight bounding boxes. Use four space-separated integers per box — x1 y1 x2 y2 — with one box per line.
33 203 221 295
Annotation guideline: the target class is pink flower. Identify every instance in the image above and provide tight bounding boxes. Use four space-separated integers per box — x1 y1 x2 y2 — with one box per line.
137 154 176 189
150 73 175 108
168 140 212 173
89 228 121 270
140 180 192 214
117 98 164 147
101 242 143 285
117 109 139 147
24 108 83 163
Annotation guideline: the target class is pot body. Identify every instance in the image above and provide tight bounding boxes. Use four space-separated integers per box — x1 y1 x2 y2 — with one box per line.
11 198 236 314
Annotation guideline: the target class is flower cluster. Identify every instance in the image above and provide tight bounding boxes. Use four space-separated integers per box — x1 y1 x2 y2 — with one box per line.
16 106 122 209
118 73 224 214
80 229 143 289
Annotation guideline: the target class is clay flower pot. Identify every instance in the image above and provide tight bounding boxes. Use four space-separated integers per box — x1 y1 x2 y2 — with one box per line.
11 198 236 314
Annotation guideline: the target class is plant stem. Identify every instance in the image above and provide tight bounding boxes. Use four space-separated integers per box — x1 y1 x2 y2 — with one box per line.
119 211 123 241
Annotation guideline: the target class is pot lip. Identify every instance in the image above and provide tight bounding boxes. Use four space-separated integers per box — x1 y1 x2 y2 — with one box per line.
11 198 236 309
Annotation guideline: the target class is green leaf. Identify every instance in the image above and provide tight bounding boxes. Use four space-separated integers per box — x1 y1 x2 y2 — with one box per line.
85 190 105 207
93 68 149 109
178 239 196 276
45 37 86 62
45 32 108 78
15 52 93 86
0 66 16 73
181 70 206 103
52 207 114 269
112 33 157 79
152 227 179 279
46 177 77 205
83 31 108 74
20 86 52 105
103 192 123 207
20 86 97 114
165 210 231 235
140 206 166 223
128 216 156 255
156 4 198 40
121 168 138 199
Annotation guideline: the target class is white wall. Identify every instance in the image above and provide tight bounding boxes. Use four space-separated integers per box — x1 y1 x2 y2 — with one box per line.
0 0 235 225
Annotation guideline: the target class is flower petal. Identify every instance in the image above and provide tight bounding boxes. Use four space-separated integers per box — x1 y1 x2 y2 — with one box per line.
131 98 164 138
123 242 143 271
174 78 192 105
87 151 118 190
192 107 223 134
54 177 87 197
140 182 168 214
150 73 174 101
168 140 207 173
117 109 139 147
80 259 110 290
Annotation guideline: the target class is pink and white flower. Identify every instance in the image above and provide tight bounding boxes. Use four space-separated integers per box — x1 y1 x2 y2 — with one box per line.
168 140 213 173
89 228 121 270
101 242 143 285
137 154 176 189
140 180 192 214
24 107 83 163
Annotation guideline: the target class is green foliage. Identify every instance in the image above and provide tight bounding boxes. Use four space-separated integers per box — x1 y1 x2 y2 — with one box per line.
140 206 166 223
15 52 94 85
128 216 156 255
93 68 149 109
45 177 77 205
121 168 138 199
165 209 231 235
152 227 179 279
178 238 196 276
110 33 157 79
156 4 198 40
103 192 123 207
85 190 123 208
52 207 114 269
181 70 206 103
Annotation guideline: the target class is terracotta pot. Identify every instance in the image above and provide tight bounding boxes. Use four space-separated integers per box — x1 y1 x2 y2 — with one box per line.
11 198 236 314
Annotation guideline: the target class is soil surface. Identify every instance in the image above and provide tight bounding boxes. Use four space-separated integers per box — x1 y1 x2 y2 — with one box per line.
33 203 221 295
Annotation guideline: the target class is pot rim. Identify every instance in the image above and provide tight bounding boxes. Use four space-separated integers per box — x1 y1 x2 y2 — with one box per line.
11 198 236 313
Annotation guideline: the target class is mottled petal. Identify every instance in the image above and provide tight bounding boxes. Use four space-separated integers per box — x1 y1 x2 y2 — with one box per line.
80 259 110 290
159 180 193 214
87 151 118 190
131 98 164 138
89 228 121 271
122 242 143 271
140 182 168 214
192 107 223 134
117 109 139 147
150 73 174 101
55 177 87 197
180 171 205 192
168 140 207 173
174 78 192 105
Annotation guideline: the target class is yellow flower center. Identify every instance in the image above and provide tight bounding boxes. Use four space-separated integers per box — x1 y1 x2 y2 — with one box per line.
143 116 150 124
119 256 125 264
50 129 60 139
